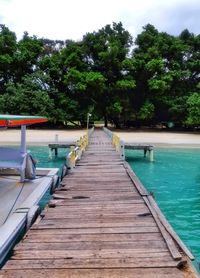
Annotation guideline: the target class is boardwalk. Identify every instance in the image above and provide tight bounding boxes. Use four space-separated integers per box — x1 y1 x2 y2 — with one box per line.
0 129 198 277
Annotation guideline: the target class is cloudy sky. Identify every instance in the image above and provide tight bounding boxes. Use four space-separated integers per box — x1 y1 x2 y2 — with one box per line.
0 0 199 41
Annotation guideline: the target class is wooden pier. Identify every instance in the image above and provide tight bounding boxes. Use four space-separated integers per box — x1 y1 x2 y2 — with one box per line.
48 133 154 161
48 142 75 159
1 129 198 277
125 143 154 161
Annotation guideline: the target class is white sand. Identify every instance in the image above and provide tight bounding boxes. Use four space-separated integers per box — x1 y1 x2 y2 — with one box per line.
115 130 200 148
0 129 87 145
0 128 199 148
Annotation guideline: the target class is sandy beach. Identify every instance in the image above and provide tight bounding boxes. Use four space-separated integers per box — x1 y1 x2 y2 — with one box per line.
0 128 200 148
115 130 200 148
0 129 87 145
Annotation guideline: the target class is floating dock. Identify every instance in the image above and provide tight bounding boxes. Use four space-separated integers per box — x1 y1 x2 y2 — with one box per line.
1 129 198 277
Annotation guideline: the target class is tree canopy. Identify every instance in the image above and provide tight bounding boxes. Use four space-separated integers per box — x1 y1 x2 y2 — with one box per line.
0 23 199 128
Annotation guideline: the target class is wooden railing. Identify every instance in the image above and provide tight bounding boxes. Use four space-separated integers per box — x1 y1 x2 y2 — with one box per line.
103 127 125 160
66 127 94 170
112 133 120 152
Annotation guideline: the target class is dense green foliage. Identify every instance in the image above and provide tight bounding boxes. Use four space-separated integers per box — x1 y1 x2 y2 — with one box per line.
0 23 199 128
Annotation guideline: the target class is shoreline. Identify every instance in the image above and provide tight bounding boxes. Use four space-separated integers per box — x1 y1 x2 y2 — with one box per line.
0 128 199 148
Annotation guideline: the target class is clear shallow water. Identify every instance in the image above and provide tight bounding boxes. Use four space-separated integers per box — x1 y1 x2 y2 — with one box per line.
28 146 68 173
126 148 200 271
27 146 69 208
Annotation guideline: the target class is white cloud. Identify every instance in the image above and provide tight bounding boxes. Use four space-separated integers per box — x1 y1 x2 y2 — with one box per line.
0 0 199 40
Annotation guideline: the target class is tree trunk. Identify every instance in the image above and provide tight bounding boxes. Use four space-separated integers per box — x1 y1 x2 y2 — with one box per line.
104 115 108 127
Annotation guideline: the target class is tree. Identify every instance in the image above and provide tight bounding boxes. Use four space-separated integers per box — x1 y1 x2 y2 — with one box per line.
0 25 17 92
185 91 200 126
13 32 43 82
82 22 135 126
0 72 54 118
131 24 200 126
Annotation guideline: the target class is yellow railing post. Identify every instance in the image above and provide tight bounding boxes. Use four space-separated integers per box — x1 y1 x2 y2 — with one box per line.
66 127 94 171
112 133 120 152
70 146 76 168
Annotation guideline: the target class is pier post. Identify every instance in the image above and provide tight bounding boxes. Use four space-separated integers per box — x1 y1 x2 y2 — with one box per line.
53 135 59 157
48 148 53 161
66 146 76 172
120 140 125 160
20 125 26 153
149 149 154 162
77 140 81 160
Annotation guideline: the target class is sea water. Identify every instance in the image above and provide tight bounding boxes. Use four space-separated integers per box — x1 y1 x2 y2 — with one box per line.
29 146 200 271
28 146 69 208
28 146 68 171
126 148 200 271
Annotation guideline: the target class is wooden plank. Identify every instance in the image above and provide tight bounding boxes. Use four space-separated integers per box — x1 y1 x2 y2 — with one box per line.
0 268 185 278
147 195 195 260
58 187 137 192
12 249 171 260
44 209 150 217
47 199 145 206
25 232 162 242
47 202 147 209
143 196 182 260
43 208 150 217
15 240 167 251
37 222 157 230
52 195 142 202
4 256 180 269
42 213 152 221
61 178 131 182
30 226 160 234
53 190 139 196
123 161 148 196
60 182 134 188
40 215 154 223
53 191 140 199
76 163 123 166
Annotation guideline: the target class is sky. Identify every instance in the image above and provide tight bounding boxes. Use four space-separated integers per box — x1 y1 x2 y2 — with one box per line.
0 0 199 41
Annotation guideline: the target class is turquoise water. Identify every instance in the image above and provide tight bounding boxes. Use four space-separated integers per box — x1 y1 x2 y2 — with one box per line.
126 148 200 271
27 146 69 208
28 146 68 172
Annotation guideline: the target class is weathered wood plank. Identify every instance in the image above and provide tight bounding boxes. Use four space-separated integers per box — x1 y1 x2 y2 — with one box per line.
15 240 167 251
25 232 162 242
47 201 147 209
37 218 157 229
58 187 137 193
30 226 160 234
52 194 142 202
42 213 152 221
4 256 180 270
53 190 139 196
147 195 195 260
43 209 150 218
47 199 145 208
12 249 171 260
0 268 185 278
143 196 182 260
